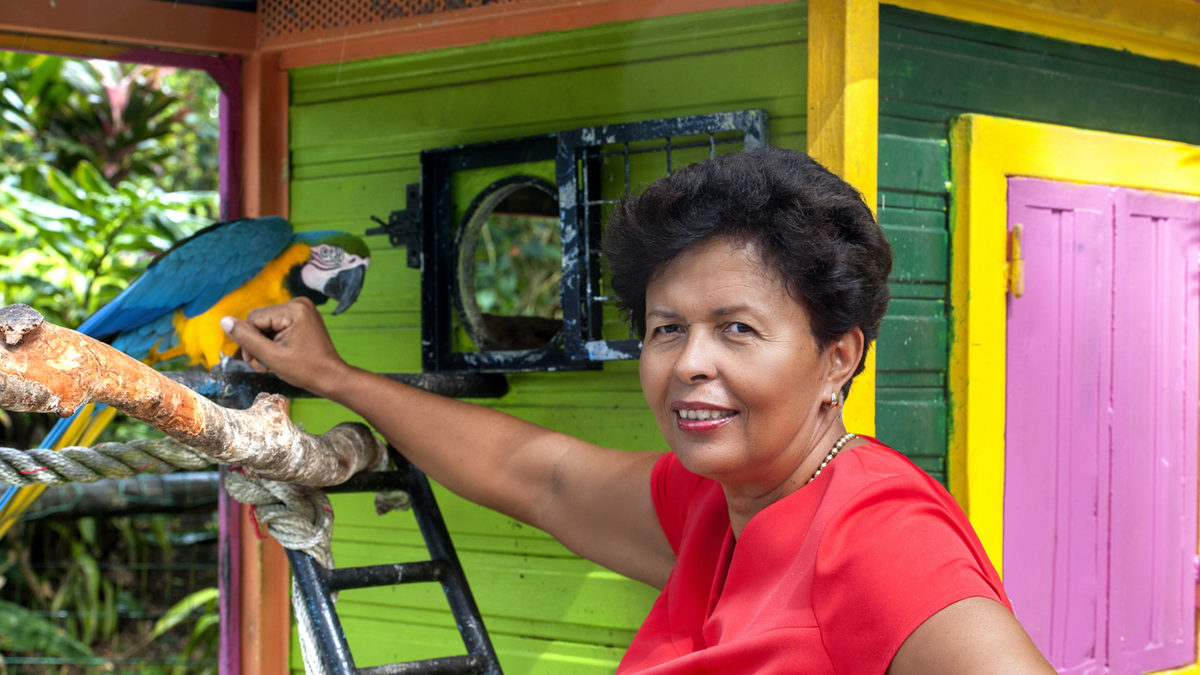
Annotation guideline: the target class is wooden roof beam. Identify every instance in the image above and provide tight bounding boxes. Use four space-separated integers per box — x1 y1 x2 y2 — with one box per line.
0 0 256 56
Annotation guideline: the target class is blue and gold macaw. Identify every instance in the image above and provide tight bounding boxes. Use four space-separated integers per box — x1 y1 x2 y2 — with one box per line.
0 216 370 536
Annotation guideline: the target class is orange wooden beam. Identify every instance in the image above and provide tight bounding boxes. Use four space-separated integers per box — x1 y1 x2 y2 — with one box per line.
237 48 291 675
0 0 256 56
239 51 289 219
239 505 291 675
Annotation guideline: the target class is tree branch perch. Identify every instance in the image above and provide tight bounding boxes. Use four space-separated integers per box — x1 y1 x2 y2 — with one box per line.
0 304 384 486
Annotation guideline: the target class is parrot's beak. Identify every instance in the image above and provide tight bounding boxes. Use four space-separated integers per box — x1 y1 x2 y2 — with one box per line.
326 264 367 315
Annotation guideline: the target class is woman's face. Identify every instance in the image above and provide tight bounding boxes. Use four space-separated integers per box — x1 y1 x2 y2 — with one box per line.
639 237 842 494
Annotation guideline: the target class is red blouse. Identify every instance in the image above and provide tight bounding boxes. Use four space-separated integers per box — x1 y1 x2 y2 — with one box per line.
618 439 1010 674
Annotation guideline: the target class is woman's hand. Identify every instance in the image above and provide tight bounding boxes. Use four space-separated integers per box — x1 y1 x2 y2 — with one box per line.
220 297 349 398
221 298 674 587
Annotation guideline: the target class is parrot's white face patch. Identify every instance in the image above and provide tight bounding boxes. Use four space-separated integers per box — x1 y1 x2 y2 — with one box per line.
301 245 369 291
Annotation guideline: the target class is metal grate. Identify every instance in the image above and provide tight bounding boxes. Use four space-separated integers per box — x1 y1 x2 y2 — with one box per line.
558 111 769 367
259 0 519 38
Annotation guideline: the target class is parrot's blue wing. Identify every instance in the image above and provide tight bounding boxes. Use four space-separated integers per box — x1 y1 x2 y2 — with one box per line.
77 217 295 342
108 314 181 360
0 217 301 533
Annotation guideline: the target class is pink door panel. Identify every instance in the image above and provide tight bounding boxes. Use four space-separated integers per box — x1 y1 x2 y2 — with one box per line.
1108 188 1200 674
1004 177 1199 674
1005 178 1113 674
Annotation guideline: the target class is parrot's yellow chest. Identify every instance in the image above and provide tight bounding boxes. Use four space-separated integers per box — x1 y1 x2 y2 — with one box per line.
149 243 311 368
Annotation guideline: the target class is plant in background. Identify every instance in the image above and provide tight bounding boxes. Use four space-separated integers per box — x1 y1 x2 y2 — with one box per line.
0 50 222 673
473 213 563 318
0 161 213 329
145 587 219 675
1 53 216 194
0 599 100 673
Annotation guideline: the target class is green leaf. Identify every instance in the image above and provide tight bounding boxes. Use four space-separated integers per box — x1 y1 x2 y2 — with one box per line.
41 165 84 207
71 160 115 196
149 587 219 640
0 599 96 660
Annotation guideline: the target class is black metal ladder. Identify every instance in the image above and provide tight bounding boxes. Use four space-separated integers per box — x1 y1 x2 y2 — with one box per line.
185 364 508 674
288 445 502 675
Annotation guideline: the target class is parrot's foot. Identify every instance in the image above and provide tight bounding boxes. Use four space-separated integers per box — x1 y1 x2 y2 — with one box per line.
214 355 256 374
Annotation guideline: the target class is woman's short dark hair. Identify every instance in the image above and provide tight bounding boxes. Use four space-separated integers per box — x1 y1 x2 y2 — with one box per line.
604 147 892 397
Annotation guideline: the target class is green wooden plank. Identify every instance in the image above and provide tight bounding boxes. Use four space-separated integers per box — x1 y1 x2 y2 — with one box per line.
882 5 1200 84
881 223 947 283
876 298 946 372
875 371 943 388
887 281 945 300
327 541 656 631
878 134 948 194
880 7 1200 145
290 4 807 104
877 190 946 212
290 67 805 167
878 204 945 229
875 388 948 480
295 614 631 674
879 114 947 140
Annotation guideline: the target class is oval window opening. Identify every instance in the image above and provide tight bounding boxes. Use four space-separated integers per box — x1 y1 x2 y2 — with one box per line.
457 177 562 351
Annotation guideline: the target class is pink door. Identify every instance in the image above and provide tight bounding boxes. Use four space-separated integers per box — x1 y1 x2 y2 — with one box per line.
1004 178 1199 674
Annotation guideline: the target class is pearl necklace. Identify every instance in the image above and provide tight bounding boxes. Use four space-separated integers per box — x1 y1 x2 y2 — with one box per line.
804 432 857 485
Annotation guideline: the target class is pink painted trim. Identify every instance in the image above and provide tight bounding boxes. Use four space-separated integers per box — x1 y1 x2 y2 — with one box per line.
218 470 242 675
217 58 243 220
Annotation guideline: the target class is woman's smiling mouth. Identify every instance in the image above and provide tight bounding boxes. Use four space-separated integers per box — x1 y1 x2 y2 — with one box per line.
673 406 738 432
676 408 736 421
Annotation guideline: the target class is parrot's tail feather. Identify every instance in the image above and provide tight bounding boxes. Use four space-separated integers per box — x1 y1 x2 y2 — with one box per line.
0 404 120 538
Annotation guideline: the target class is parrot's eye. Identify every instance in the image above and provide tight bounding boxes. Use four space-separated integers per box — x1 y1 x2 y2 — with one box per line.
312 245 345 268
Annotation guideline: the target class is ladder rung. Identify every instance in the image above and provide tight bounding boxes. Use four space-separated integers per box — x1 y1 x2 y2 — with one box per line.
358 653 485 675
326 560 447 591
325 470 412 494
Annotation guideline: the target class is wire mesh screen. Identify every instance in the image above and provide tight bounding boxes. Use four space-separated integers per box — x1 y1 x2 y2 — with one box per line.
0 503 220 672
259 0 519 38
573 122 768 352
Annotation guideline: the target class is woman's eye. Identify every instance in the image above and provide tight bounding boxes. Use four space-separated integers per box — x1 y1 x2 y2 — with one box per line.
652 324 681 336
726 322 755 334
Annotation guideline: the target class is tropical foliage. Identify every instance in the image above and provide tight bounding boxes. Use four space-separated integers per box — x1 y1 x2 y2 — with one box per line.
0 50 221 673
0 52 218 330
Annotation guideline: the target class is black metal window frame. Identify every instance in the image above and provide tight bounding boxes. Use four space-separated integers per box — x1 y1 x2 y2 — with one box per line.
372 110 769 374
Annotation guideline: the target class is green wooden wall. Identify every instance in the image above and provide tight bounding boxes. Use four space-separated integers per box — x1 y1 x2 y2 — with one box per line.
284 4 808 672
874 5 1200 482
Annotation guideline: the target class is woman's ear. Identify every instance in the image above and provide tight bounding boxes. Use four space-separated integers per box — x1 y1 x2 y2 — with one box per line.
827 327 865 392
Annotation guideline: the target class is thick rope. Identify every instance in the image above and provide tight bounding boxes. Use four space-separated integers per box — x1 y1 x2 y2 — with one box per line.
0 437 396 675
0 439 348 562
0 438 212 486
222 470 334 565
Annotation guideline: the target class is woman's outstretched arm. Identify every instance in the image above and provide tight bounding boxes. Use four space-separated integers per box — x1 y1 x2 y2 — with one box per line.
888 597 1056 674
223 298 675 588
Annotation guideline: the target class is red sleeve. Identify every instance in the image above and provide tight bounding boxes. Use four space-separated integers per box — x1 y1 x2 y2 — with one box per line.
812 474 1009 673
650 453 707 555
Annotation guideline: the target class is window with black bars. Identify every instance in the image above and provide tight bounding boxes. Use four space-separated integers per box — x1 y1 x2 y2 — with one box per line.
375 109 768 373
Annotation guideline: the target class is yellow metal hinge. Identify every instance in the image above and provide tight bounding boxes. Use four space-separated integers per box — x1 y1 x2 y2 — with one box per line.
1007 223 1025 298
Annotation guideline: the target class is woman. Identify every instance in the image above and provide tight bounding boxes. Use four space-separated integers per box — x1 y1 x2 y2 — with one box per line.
222 148 1052 673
